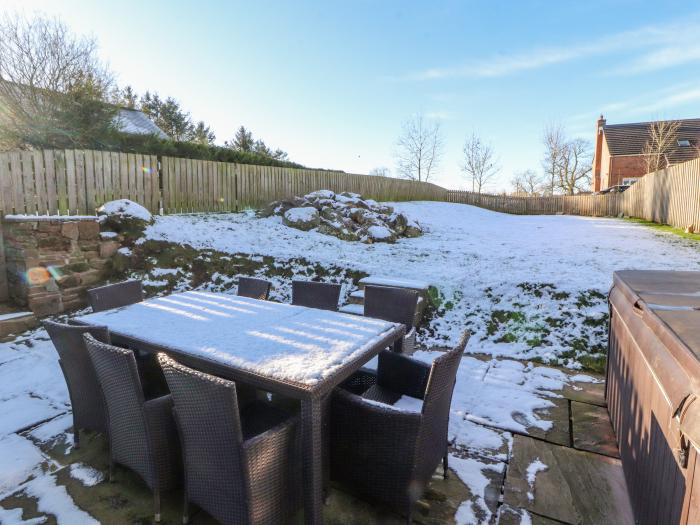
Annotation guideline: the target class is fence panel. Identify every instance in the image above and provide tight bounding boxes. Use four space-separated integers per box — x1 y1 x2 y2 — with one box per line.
0 149 698 233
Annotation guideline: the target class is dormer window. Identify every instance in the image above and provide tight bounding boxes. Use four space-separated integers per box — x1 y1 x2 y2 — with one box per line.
678 139 691 147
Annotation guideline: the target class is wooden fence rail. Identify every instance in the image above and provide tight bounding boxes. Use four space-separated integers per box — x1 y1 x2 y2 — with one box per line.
1 149 699 233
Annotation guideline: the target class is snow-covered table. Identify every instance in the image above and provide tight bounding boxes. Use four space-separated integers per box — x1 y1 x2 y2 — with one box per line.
76 291 405 524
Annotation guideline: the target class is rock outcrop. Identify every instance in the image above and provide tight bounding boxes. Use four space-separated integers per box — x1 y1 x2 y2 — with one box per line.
260 190 423 243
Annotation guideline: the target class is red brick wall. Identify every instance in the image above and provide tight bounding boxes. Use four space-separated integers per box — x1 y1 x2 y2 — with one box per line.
608 156 646 187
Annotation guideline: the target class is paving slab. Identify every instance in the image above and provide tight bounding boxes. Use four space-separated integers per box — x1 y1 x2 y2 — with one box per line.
497 504 567 525
571 401 619 458
528 396 571 446
563 380 606 407
503 434 634 525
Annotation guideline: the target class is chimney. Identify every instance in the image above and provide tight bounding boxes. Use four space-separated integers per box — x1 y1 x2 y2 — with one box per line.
592 114 606 192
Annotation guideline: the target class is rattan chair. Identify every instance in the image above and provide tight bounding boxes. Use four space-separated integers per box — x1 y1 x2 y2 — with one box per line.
84 335 181 523
363 285 420 353
331 331 470 523
43 320 111 448
87 279 144 312
157 352 302 525
237 277 272 300
291 280 341 311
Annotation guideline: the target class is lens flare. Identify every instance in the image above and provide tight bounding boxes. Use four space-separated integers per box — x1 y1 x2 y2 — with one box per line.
47 266 62 280
141 166 152 175
25 267 50 286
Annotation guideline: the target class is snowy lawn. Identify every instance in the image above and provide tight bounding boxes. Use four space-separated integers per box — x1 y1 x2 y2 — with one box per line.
145 201 700 370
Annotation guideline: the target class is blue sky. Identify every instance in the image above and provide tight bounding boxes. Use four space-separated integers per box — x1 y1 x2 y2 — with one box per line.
3 0 700 190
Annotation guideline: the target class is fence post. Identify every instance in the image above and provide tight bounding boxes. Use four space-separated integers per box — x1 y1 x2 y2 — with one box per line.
0 221 8 302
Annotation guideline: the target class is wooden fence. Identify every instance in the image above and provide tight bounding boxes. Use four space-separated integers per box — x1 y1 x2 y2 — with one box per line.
446 159 700 232
0 149 159 215
445 191 623 217
160 157 447 213
0 149 447 216
1 148 699 233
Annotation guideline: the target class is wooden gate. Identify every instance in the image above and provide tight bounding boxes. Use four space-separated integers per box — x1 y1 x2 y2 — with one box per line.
0 221 8 302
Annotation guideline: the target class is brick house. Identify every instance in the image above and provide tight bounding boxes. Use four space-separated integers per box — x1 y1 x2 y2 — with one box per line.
592 116 700 192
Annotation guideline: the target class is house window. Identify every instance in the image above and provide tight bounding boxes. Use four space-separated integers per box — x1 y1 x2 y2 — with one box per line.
678 139 691 147
622 178 639 186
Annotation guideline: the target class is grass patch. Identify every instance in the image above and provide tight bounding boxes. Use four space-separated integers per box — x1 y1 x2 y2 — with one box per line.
625 218 700 242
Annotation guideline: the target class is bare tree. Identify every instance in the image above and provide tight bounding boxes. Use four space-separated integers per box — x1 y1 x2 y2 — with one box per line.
556 137 592 195
369 166 390 177
541 125 593 195
461 133 499 194
511 169 544 196
541 124 566 195
0 13 115 149
394 114 444 182
640 120 681 174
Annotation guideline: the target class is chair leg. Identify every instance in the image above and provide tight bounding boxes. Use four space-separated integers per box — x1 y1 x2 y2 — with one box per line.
443 452 449 479
73 427 80 449
108 459 115 482
407 509 412 525
154 488 161 523
182 495 189 524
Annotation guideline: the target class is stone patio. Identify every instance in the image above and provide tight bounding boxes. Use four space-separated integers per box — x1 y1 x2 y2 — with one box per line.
0 339 635 525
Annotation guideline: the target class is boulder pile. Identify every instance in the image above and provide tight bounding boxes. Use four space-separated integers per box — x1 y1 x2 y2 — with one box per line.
259 190 423 243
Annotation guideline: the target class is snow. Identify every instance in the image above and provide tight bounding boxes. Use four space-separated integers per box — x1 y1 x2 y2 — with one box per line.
450 454 504 524
0 434 45 494
69 463 105 487
97 199 152 222
3 215 95 222
526 458 548 501
393 394 423 412
150 267 179 277
359 276 431 290
23 473 99 524
117 247 132 256
284 207 318 223
367 225 393 240
0 312 33 322
77 291 400 385
338 303 364 315
144 202 700 364
99 231 118 239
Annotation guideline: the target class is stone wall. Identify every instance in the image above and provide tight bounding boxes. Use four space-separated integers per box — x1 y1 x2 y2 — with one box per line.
2 217 123 316
0 223 7 301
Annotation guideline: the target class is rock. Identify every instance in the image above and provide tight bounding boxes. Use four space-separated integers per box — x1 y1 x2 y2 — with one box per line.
349 208 373 224
262 190 422 242
61 222 80 240
404 220 423 238
364 225 396 243
387 212 408 235
99 240 121 258
320 207 345 223
78 221 100 240
283 207 320 231
97 199 154 238
306 189 336 200
318 220 359 241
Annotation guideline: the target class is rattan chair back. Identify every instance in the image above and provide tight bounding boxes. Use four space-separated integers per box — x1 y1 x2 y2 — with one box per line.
291 280 341 311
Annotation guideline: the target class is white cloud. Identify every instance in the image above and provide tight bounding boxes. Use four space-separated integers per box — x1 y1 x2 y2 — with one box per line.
396 16 700 81
568 82 700 124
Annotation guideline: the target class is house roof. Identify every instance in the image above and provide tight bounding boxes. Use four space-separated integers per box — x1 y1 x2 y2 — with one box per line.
603 118 700 164
113 108 168 139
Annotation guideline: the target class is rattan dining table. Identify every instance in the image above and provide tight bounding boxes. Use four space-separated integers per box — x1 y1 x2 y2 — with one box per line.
76 290 405 524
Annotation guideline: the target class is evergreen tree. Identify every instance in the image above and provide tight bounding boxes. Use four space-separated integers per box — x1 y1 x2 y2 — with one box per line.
192 121 216 145
226 125 254 151
118 85 138 108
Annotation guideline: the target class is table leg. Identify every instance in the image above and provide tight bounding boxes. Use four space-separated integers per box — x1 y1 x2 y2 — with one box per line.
301 397 324 525
393 336 404 353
